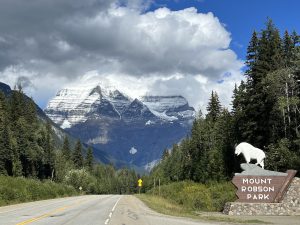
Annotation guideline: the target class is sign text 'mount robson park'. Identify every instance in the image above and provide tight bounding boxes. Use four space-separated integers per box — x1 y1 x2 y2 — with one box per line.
232 170 297 203
233 177 281 202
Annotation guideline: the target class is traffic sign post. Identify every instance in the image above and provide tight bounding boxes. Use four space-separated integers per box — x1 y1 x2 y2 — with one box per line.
138 179 143 194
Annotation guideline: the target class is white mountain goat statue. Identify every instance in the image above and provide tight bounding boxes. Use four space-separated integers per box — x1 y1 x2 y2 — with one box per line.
235 142 266 169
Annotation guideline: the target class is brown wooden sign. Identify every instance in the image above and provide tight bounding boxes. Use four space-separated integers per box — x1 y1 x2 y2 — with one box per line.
232 170 296 203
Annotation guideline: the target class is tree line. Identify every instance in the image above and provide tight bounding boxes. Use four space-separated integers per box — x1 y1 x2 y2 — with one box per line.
0 87 138 194
150 19 300 184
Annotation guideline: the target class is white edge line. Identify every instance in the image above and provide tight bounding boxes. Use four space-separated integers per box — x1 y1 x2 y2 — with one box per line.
112 196 121 212
104 196 122 225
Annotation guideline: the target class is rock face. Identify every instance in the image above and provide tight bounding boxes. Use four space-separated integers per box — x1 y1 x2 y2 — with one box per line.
45 83 195 169
235 163 288 176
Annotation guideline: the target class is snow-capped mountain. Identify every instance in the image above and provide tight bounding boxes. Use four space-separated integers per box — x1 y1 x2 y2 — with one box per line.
45 84 195 128
45 82 195 169
45 83 131 128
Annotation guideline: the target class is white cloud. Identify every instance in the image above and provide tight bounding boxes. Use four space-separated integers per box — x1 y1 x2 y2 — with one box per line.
129 147 138 155
0 2 244 111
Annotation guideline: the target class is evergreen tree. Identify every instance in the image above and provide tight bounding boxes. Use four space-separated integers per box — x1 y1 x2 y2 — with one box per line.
0 91 8 174
44 120 55 179
245 31 259 83
206 91 221 122
73 140 83 168
62 135 71 160
0 120 13 175
236 19 285 147
85 147 94 172
283 30 294 67
9 87 25 128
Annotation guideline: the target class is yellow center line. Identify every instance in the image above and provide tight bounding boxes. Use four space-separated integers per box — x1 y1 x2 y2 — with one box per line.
15 199 86 225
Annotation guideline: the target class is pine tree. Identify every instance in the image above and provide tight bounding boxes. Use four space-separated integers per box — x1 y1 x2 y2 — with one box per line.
283 30 294 67
9 87 25 128
62 135 71 160
0 91 8 174
73 140 83 168
0 120 13 175
85 147 94 172
206 91 221 122
44 120 55 179
245 31 259 83
236 19 285 147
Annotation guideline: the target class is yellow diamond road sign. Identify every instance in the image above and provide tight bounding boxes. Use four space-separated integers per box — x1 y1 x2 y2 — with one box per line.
138 179 143 187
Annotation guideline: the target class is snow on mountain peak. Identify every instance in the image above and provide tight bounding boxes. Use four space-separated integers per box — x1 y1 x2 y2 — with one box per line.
45 78 195 128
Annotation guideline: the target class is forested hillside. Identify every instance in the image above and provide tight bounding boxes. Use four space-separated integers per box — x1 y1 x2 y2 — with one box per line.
149 20 300 184
0 86 139 198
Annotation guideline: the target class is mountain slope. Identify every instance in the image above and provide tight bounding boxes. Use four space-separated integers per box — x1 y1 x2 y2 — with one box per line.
45 82 195 169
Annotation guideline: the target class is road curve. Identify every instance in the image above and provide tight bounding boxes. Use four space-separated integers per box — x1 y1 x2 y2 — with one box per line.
0 195 121 225
109 195 217 225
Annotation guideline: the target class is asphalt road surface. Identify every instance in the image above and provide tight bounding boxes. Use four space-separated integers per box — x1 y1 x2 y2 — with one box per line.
0 195 218 225
0 195 299 225
0 195 120 225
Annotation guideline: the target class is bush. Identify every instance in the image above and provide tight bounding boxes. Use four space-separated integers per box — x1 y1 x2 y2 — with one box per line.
182 185 213 210
63 168 96 193
147 181 236 211
207 182 236 211
0 176 77 206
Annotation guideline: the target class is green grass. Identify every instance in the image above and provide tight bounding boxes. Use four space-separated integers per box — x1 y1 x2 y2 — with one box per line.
0 176 78 206
137 181 271 224
147 181 237 211
137 194 270 224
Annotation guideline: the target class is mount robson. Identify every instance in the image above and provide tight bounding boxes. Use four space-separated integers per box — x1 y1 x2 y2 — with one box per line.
44 82 195 172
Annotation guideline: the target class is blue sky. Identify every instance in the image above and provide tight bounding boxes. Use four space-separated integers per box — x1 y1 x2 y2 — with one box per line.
150 0 300 59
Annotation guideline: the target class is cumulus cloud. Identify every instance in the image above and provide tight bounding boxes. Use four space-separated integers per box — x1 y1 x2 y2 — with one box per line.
0 0 244 111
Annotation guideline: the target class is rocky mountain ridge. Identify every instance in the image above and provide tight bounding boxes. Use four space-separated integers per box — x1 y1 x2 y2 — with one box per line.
45 82 196 170
45 83 195 128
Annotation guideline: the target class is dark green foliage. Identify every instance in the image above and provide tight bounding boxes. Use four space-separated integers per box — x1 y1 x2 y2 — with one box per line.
206 91 221 122
72 140 84 168
151 95 234 184
43 120 55 179
62 135 71 160
0 175 77 206
85 147 94 172
146 181 236 212
117 168 138 194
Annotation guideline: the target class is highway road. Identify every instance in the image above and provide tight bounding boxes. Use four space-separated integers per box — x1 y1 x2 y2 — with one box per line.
0 195 217 225
0 195 120 225
1 195 299 225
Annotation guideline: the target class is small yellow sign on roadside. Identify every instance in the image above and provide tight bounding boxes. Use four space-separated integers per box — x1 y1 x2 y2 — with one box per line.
138 178 143 187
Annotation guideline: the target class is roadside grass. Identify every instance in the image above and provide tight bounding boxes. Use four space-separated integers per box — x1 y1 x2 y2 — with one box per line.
137 194 270 224
0 175 78 206
137 182 271 225
137 194 191 217
146 181 237 212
